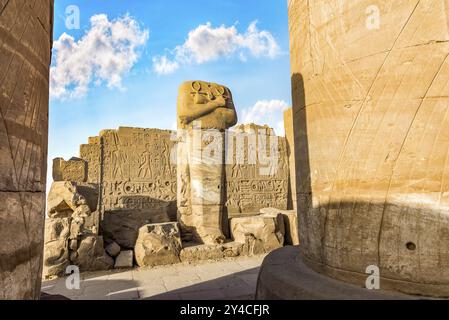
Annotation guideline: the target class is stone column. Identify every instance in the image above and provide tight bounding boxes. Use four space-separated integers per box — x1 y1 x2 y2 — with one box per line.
289 0 449 297
188 127 226 244
0 0 54 299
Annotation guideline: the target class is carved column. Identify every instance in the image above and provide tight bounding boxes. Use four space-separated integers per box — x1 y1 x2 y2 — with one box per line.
290 0 449 297
0 0 54 299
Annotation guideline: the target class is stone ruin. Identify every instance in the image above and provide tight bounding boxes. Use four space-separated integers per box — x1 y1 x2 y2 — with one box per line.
43 80 299 278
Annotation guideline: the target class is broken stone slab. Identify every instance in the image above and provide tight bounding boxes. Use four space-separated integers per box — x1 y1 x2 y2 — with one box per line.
101 209 171 249
52 157 87 182
47 181 99 217
229 214 285 253
105 242 121 258
179 242 243 263
260 208 299 245
43 218 71 278
135 222 182 267
115 250 134 268
72 235 114 272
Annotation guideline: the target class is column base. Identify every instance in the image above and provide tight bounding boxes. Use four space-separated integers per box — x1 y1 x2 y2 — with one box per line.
255 246 424 300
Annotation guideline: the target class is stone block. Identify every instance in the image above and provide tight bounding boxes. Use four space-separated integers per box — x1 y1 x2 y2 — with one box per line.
47 181 98 217
72 236 113 272
135 222 182 267
179 242 243 262
43 218 71 278
260 207 299 245
230 214 284 253
52 157 87 182
115 250 134 269
101 209 171 249
105 242 121 258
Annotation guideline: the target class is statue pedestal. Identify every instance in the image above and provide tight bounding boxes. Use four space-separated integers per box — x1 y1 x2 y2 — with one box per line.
256 246 423 300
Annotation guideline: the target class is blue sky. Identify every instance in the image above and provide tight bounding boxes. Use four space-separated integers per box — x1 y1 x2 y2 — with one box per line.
49 0 292 186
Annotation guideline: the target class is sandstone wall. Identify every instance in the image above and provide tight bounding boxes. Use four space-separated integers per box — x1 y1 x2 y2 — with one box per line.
79 127 177 248
74 124 290 245
225 124 290 215
290 0 449 296
0 0 53 299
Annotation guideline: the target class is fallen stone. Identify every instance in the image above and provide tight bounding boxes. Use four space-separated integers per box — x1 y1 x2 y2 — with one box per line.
101 209 171 249
43 218 71 278
230 214 285 253
105 242 121 258
115 250 134 268
47 181 98 217
260 208 299 245
180 242 243 262
135 223 182 267
241 234 266 256
72 236 114 272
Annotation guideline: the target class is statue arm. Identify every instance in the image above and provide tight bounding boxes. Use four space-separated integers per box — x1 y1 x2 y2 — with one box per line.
220 106 238 128
178 94 226 125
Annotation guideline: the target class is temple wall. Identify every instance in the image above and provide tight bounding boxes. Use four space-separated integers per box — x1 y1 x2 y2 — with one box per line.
73 125 290 246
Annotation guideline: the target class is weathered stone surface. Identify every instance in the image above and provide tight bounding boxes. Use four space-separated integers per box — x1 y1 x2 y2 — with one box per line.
288 0 449 297
43 218 70 278
79 137 101 184
99 127 177 216
44 181 105 277
101 209 170 249
230 214 284 253
256 246 415 300
135 222 182 267
105 242 121 258
180 242 243 262
283 108 296 211
177 81 238 245
72 236 113 272
47 181 99 217
0 0 54 300
52 157 87 182
114 250 134 268
225 124 290 215
260 207 299 245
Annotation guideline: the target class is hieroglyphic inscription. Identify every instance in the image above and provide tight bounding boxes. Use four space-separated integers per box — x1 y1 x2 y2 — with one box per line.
100 127 177 215
80 137 101 184
225 124 289 214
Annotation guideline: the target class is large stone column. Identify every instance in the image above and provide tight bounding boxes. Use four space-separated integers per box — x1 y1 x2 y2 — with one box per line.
292 0 449 297
0 0 53 299
258 0 449 298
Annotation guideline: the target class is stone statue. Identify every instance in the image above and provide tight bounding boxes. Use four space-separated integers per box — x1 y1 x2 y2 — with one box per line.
177 81 237 244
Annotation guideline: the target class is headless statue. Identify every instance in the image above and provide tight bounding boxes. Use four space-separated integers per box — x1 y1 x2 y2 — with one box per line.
177 80 237 244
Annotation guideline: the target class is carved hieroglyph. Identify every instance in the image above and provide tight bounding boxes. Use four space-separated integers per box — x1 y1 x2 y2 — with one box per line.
90 127 177 248
290 0 449 297
0 0 53 299
225 124 290 215
177 80 237 245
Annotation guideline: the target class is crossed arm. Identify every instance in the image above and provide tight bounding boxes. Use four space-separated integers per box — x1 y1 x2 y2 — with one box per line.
178 95 227 125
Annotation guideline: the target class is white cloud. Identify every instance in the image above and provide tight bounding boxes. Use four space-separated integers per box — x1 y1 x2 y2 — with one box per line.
152 56 179 75
240 99 289 136
153 21 280 75
50 14 149 100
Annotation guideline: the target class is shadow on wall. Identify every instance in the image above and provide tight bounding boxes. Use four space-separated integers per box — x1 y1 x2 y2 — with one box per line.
291 73 311 242
101 196 175 249
290 73 449 296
